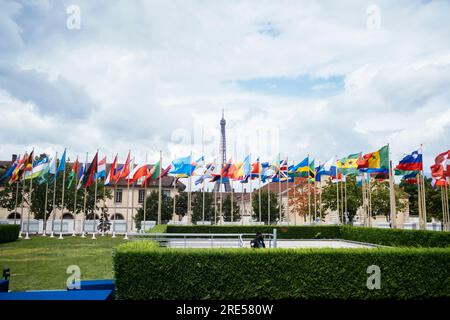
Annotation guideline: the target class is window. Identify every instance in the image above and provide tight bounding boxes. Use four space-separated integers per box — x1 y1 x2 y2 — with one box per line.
115 189 123 203
138 189 145 204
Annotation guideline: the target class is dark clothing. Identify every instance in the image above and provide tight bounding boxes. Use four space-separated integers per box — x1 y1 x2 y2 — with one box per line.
251 235 266 248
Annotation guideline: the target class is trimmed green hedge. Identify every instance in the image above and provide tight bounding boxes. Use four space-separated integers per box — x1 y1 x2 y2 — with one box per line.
340 226 450 248
114 242 450 300
166 225 450 247
0 224 21 244
166 225 341 239
147 224 167 234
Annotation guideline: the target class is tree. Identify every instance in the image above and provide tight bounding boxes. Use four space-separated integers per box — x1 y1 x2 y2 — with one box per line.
134 191 173 228
288 180 312 222
400 177 444 222
370 180 407 221
191 191 214 223
175 192 188 217
221 194 240 222
321 177 362 224
251 190 280 224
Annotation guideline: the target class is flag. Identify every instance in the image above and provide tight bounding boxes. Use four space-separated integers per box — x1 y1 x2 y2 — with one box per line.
337 153 360 176
195 162 216 185
113 151 131 185
83 152 98 188
128 160 149 184
357 145 389 173
37 153 57 185
396 149 423 171
316 157 337 181
24 155 50 180
96 156 107 179
67 157 79 189
141 160 161 186
402 171 419 184
211 158 233 182
76 162 86 190
288 157 309 177
1 157 19 183
50 149 66 183
105 154 118 186
10 155 25 183
22 151 34 176
158 165 172 180
430 149 450 179
227 160 243 180
169 155 193 177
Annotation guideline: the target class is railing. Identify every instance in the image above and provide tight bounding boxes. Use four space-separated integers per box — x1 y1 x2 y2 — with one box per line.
128 232 276 248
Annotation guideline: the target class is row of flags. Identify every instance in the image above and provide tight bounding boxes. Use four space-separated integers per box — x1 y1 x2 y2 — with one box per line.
1 145 449 190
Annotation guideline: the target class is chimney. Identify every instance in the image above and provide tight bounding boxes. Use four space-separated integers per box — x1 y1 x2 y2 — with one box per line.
11 154 17 162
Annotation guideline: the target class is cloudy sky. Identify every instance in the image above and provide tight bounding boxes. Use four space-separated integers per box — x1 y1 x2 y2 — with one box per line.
1 0 449 173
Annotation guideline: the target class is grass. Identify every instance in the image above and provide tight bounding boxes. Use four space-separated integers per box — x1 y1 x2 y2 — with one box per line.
0 235 127 292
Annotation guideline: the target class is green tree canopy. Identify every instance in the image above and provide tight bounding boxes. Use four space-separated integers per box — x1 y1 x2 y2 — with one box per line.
251 190 280 224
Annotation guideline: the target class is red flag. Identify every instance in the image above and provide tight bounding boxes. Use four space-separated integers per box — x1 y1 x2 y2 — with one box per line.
105 154 118 185
84 152 98 188
114 151 131 185
128 162 149 184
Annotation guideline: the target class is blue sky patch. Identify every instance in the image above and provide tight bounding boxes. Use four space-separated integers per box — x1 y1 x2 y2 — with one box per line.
228 74 345 97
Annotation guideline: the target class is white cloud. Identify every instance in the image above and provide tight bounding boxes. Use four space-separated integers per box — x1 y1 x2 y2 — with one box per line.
0 0 449 176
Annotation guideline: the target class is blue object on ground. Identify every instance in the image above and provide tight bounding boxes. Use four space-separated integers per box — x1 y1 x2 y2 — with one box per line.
0 280 8 292
67 279 115 291
0 289 114 300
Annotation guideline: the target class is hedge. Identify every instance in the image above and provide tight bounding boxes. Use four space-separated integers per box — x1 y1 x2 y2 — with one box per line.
166 225 450 247
340 226 450 248
147 224 167 234
166 225 342 240
114 242 450 300
0 224 21 244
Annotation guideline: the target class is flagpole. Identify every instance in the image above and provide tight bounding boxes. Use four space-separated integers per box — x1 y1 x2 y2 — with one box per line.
92 151 99 240
72 158 78 236
41 182 48 236
19 173 26 237
445 184 448 232
344 178 347 224
172 178 177 223
157 150 162 225
102 174 106 237
258 160 262 224
335 155 339 225
14 181 19 226
50 151 58 238
388 144 397 229
25 149 35 240
313 179 317 223
278 153 282 224
219 167 223 225
202 180 205 223
293 176 297 225
262 174 271 223
286 159 290 224
142 153 148 233
441 186 447 231
319 176 323 222
81 152 88 238
419 144 427 230
231 180 234 222
130 157 135 233
13 154 21 227
59 150 67 239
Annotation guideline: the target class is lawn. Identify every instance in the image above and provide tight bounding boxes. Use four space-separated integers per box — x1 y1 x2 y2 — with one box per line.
0 236 126 291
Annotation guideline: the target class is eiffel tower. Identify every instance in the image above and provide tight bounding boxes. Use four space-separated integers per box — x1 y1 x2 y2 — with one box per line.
215 110 231 192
